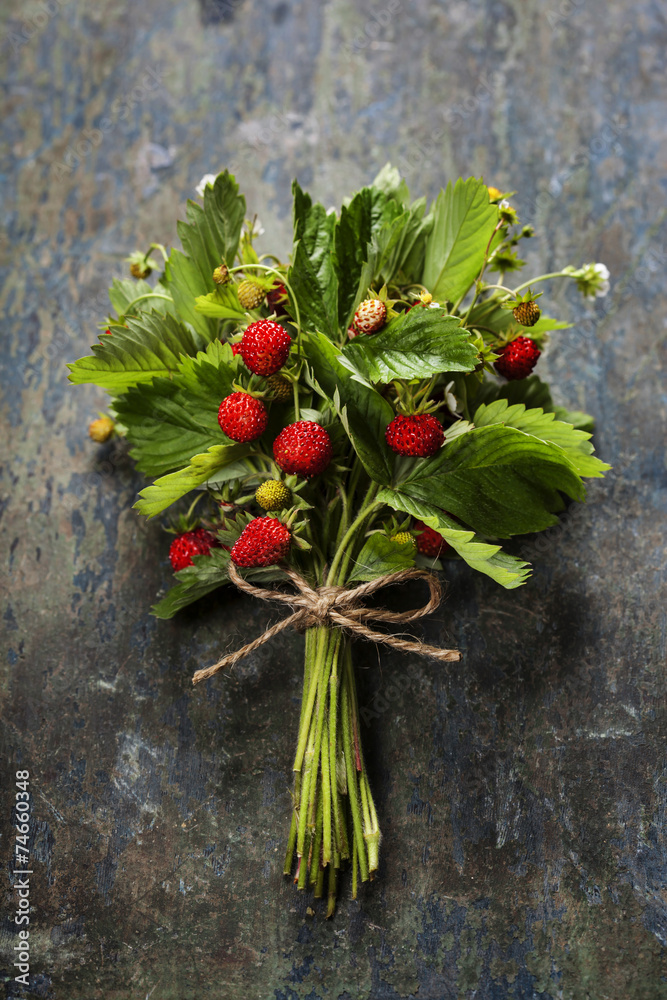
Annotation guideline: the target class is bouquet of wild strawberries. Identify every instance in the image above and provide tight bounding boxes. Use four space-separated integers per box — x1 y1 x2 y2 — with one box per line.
71 167 610 915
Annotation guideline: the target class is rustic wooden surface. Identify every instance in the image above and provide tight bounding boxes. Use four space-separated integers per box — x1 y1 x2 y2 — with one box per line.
1 0 666 997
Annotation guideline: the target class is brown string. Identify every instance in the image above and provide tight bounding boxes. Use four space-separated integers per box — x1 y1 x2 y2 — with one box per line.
192 564 461 685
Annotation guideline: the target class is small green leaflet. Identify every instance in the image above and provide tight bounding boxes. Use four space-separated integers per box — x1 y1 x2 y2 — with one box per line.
181 171 246 272
67 311 217 395
108 277 177 320
135 443 252 517
166 171 246 337
344 309 479 382
113 341 239 476
376 489 531 589
371 163 410 207
307 332 394 485
152 549 232 618
472 399 610 478
423 177 499 307
473 375 596 433
396 424 586 537
348 533 416 583
195 283 246 321
334 186 403 328
285 183 339 337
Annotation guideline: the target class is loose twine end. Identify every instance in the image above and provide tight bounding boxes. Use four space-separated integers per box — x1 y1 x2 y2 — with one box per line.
192 563 461 685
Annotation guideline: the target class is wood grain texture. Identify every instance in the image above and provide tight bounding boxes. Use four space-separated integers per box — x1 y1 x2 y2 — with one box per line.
1 0 666 997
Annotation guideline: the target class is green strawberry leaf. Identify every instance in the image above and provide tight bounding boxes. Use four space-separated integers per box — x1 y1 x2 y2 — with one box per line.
135 443 252 518
164 171 246 337
377 489 531 589
113 341 241 476
306 332 394 485
423 177 499 307
343 308 479 381
334 186 403 328
473 398 610 478
347 533 416 583
195 283 246 320
285 183 339 337
152 548 232 618
395 424 586 537
371 163 410 207
67 311 217 394
182 171 246 270
473 375 596 433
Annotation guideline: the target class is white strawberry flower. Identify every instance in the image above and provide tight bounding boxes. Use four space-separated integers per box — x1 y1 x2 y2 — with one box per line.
195 173 216 197
570 262 611 300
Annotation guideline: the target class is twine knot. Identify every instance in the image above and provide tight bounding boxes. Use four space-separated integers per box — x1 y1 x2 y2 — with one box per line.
192 564 461 685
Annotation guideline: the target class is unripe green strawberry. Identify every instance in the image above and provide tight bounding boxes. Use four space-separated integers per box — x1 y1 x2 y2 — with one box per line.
255 480 292 512
354 298 387 335
213 264 230 285
265 374 292 402
238 279 265 309
512 300 541 327
390 531 416 548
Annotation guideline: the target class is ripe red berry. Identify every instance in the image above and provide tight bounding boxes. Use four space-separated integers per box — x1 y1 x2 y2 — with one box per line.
240 319 291 375
218 392 268 443
414 521 449 558
169 528 219 572
273 420 333 477
354 299 387 335
494 336 541 380
385 414 444 457
230 516 291 567
230 342 243 356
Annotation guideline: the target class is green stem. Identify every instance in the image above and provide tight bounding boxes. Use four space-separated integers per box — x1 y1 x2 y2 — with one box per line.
293 626 327 773
122 292 173 316
296 705 318 858
306 632 341 828
512 270 570 293
342 671 369 884
326 484 381 586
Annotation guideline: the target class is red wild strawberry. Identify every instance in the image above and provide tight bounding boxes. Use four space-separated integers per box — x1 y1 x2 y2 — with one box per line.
347 325 360 340
273 420 333 477
230 516 291 567
169 528 220 572
494 336 541 380
385 414 444 457
354 299 387 335
414 521 449 559
218 392 268 443
240 319 291 375
230 342 242 355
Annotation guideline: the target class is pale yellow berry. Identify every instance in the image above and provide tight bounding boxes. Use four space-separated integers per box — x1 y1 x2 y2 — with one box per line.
89 416 115 443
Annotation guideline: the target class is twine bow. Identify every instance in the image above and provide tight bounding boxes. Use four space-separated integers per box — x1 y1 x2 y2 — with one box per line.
192 564 461 685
